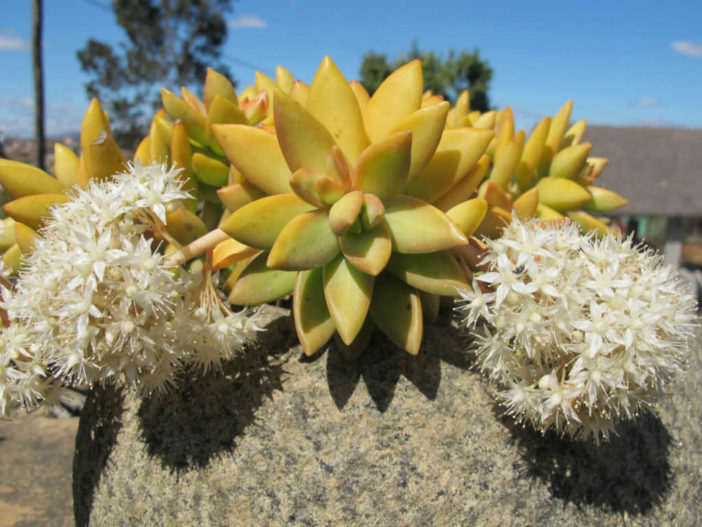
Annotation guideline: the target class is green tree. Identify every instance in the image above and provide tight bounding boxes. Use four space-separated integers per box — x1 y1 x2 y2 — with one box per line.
77 0 234 148
359 43 493 112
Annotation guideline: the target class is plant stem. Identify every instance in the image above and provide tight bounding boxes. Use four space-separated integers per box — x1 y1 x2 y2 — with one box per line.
165 228 230 267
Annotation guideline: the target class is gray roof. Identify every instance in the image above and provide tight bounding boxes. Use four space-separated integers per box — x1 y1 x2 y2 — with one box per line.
585 125 702 217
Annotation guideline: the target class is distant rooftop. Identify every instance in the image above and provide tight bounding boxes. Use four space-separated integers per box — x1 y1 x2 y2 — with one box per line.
587 126 702 217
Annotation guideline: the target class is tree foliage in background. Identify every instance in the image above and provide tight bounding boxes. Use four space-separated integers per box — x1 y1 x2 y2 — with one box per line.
360 43 493 112
77 0 234 148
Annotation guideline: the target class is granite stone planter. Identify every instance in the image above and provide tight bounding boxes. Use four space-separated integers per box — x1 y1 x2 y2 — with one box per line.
73 307 702 526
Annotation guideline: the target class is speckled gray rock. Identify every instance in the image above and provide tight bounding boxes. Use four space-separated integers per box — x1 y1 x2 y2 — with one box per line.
73 307 702 526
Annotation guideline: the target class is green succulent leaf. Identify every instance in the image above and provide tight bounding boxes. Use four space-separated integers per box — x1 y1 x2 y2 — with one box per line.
387 251 468 297
323 255 374 345
384 195 467 253
228 251 297 305
329 190 363 236
339 222 392 276
445 197 488 238
220 194 315 249
0 159 65 199
352 131 412 204
274 89 338 176
267 209 340 270
369 274 423 355
293 268 336 356
191 153 229 187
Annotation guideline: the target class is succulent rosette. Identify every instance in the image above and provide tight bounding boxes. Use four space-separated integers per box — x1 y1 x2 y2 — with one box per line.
211 57 494 358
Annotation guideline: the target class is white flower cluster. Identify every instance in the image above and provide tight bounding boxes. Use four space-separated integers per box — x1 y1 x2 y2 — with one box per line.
0 163 259 415
456 217 698 440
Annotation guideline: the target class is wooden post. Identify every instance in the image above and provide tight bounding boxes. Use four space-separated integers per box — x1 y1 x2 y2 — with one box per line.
663 217 683 268
32 0 45 170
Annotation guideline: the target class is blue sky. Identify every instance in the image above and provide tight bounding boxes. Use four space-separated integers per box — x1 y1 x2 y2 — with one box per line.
1 0 701 138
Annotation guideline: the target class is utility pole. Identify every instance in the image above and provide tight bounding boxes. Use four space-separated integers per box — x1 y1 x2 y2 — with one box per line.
32 0 45 169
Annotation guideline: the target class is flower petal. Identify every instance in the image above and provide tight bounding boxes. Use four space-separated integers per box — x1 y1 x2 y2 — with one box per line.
384 195 467 253
323 255 374 345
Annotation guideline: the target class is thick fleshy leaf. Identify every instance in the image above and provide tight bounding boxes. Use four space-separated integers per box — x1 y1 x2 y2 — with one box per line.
349 80 370 112
0 217 15 251
433 154 490 211
223 252 259 294
445 197 488 238
134 136 151 165
352 131 412 204
536 177 592 211
474 206 512 238
513 187 539 220
290 80 310 107
363 59 423 142
228 251 297 305
587 157 609 180
472 110 496 129
180 87 206 115
323 255 374 345
583 186 629 212
536 203 564 221
339 222 392 276
561 119 587 148
307 56 369 165
14 222 39 254
0 159 64 199
388 101 449 179
549 143 592 180
515 116 550 192
274 89 338 176
161 88 208 145
405 128 493 203
329 190 363 236
293 268 336 356
567 211 612 236
447 90 470 128
191 153 229 187
491 107 515 160
2 243 21 273
290 169 326 207
276 65 295 93
334 317 374 361
204 67 238 110
220 194 315 249
3 193 70 230
53 143 79 187
212 238 259 272
267 209 339 270
489 130 525 189
420 292 440 322
369 274 423 355
387 251 468 297
360 193 385 230
149 119 170 165
206 95 248 152
539 100 573 178
217 182 266 212
165 206 208 245
170 121 197 205
79 99 126 184
479 181 512 210
212 124 292 195
384 195 467 253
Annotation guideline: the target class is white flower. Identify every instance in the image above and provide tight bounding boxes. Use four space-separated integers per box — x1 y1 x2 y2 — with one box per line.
456 217 698 441
0 163 258 414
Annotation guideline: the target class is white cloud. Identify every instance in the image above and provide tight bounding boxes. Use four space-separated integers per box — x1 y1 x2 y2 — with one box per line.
0 31 29 51
671 40 702 58
229 14 268 29
631 97 660 108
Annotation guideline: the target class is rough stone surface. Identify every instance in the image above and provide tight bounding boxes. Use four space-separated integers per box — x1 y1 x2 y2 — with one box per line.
0 412 77 527
73 307 702 526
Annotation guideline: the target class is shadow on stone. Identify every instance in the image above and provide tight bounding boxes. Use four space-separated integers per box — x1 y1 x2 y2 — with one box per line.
500 407 672 514
325 317 470 411
73 382 126 527
137 314 292 473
